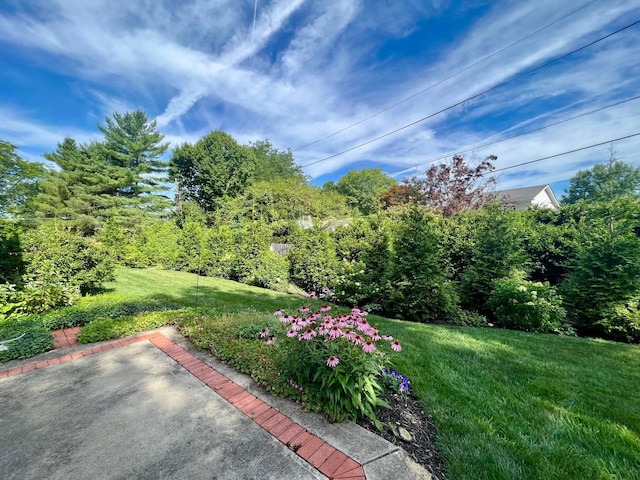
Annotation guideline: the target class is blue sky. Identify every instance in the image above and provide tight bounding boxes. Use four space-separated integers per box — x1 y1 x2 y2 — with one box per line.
1 0 639 198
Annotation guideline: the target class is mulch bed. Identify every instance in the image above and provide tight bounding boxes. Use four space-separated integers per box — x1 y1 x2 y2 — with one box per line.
356 391 447 480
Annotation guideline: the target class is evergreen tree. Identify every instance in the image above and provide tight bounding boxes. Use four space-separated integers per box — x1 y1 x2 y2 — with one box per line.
98 110 171 212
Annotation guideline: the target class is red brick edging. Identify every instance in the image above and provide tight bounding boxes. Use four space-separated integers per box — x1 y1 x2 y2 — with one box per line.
0 331 366 480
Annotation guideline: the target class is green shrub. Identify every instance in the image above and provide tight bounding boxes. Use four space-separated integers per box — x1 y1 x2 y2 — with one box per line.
332 259 381 308
383 206 459 322
288 228 338 293
461 205 528 316
22 222 114 295
0 220 24 282
489 274 566 332
598 298 640 343
0 317 52 363
561 198 640 341
78 309 185 343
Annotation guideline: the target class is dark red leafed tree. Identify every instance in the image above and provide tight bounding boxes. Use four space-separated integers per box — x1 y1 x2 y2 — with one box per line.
382 154 498 216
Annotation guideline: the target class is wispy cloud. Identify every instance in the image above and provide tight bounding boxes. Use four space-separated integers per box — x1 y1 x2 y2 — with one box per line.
0 0 638 189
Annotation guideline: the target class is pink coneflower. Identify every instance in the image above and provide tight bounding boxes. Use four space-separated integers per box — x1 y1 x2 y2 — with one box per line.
264 338 276 345
369 328 381 341
299 328 317 340
351 307 362 316
391 341 402 352
328 325 342 340
382 335 393 341
352 334 364 345
320 304 331 312
298 305 310 313
281 314 293 323
362 339 375 353
273 309 284 317
305 291 316 298
260 328 270 338
287 329 297 338
342 329 355 340
326 356 340 368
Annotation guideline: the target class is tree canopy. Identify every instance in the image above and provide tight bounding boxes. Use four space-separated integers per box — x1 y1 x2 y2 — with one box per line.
34 111 171 233
329 168 397 215
170 130 256 212
562 157 640 205
0 140 44 217
380 155 498 216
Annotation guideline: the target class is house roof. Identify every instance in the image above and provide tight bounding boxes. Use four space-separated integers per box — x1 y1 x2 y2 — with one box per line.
495 184 560 210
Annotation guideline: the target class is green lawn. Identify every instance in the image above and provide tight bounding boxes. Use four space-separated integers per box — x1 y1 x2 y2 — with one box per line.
107 268 640 480
7 267 640 479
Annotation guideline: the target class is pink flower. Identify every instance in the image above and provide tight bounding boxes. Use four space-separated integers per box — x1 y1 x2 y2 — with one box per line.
273 309 284 317
260 328 270 338
320 304 331 312
305 291 316 298
328 325 342 340
287 329 297 338
362 340 376 353
326 356 340 368
298 305 310 313
342 329 355 340
299 328 317 340
352 334 364 345
382 335 393 341
351 307 362 316
264 338 276 345
391 341 402 352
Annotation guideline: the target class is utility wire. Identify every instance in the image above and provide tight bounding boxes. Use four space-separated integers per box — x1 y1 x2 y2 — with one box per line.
492 132 640 174
301 19 640 168
385 93 640 176
294 0 601 152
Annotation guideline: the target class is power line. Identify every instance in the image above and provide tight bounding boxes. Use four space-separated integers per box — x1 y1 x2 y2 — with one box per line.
492 132 640 174
301 18 640 169
385 93 640 176
294 0 601 152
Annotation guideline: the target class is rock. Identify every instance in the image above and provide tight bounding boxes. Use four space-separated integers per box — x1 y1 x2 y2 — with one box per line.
399 427 413 442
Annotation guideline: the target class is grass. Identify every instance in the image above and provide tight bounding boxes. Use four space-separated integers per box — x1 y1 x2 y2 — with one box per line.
3 266 640 479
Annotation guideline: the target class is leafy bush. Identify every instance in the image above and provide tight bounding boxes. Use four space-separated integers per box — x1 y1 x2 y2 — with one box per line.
598 298 640 343
383 206 459 322
22 222 115 295
561 198 640 341
269 305 402 425
489 274 566 332
287 228 338 293
447 308 489 327
461 204 528 316
0 317 52 363
78 309 185 343
0 220 24 282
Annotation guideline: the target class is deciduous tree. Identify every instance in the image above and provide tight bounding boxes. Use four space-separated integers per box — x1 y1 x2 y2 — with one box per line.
0 140 44 217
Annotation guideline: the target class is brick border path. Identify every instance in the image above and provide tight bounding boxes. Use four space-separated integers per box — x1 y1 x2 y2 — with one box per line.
1 330 366 480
